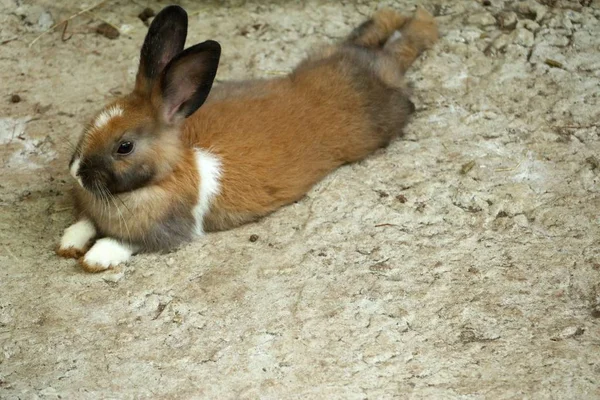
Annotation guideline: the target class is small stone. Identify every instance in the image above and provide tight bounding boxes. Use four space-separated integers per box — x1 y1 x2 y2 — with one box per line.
138 7 155 26
37 10 54 31
34 103 51 114
515 1 547 22
545 59 564 69
96 23 120 40
10 94 21 103
491 33 511 51
396 194 407 203
460 160 476 175
517 19 540 31
16 5 53 31
496 210 509 218
249 234 259 242
509 28 534 47
468 12 497 26
554 326 585 340
564 10 582 23
586 156 599 170
560 15 574 30
459 329 477 343
119 24 134 34
513 214 529 227
497 11 518 30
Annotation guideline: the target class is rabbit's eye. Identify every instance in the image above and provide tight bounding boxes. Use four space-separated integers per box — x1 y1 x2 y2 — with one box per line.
117 141 134 155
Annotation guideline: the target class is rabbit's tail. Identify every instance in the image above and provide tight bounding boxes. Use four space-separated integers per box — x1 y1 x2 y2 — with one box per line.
347 8 438 73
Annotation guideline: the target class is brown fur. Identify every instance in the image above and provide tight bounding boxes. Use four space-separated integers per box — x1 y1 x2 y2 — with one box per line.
55 245 88 259
72 91 201 250
383 8 439 73
78 257 115 273
64 7 438 258
194 65 389 230
347 9 410 48
73 146 199 249
195 8 439 231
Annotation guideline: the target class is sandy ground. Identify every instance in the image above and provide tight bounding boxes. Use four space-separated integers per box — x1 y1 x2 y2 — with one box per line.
1 0 599 398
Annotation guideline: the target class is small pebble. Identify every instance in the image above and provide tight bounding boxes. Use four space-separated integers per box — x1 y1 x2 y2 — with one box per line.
10 94 21 103
96 23 120 40
396 194 407 203
460 160 476 175
467 12 497 27
587 156 599 170
545 59 563 69
37 11 54 31
559 326 585 339
509 28 534 47
249 234 259 242
138 7 155 26
497 11 518 30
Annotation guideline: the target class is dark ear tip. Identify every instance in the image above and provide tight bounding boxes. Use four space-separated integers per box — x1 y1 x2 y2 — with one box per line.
156 5 188 21
205 40 221 51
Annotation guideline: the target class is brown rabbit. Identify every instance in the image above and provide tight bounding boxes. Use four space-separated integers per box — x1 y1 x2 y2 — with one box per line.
56 5 438 272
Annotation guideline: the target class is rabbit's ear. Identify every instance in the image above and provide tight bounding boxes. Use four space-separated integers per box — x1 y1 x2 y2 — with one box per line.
153 40 221 125
135 5 188 94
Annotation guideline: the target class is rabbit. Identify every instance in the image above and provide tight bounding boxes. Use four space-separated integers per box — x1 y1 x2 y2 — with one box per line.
56 5 438 272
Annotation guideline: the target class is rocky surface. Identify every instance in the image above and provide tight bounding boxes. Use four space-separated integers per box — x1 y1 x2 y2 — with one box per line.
1 0 599 398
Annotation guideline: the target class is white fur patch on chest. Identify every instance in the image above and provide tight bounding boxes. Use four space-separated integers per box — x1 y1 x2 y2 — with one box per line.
94 105 123 129
193 149 223 235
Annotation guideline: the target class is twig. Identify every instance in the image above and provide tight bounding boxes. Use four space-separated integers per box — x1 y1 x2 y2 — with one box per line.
28 0 110 48
375 223 398 228
1 36 18 45
261 69 291 76
61 20 72 42
495 161 522 172
152 300 171 320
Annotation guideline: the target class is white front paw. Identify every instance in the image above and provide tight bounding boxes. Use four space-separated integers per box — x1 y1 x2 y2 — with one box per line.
57 219 96 258
80 238 135 272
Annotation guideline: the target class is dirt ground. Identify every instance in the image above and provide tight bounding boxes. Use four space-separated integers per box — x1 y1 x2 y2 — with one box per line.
1 0 599 398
